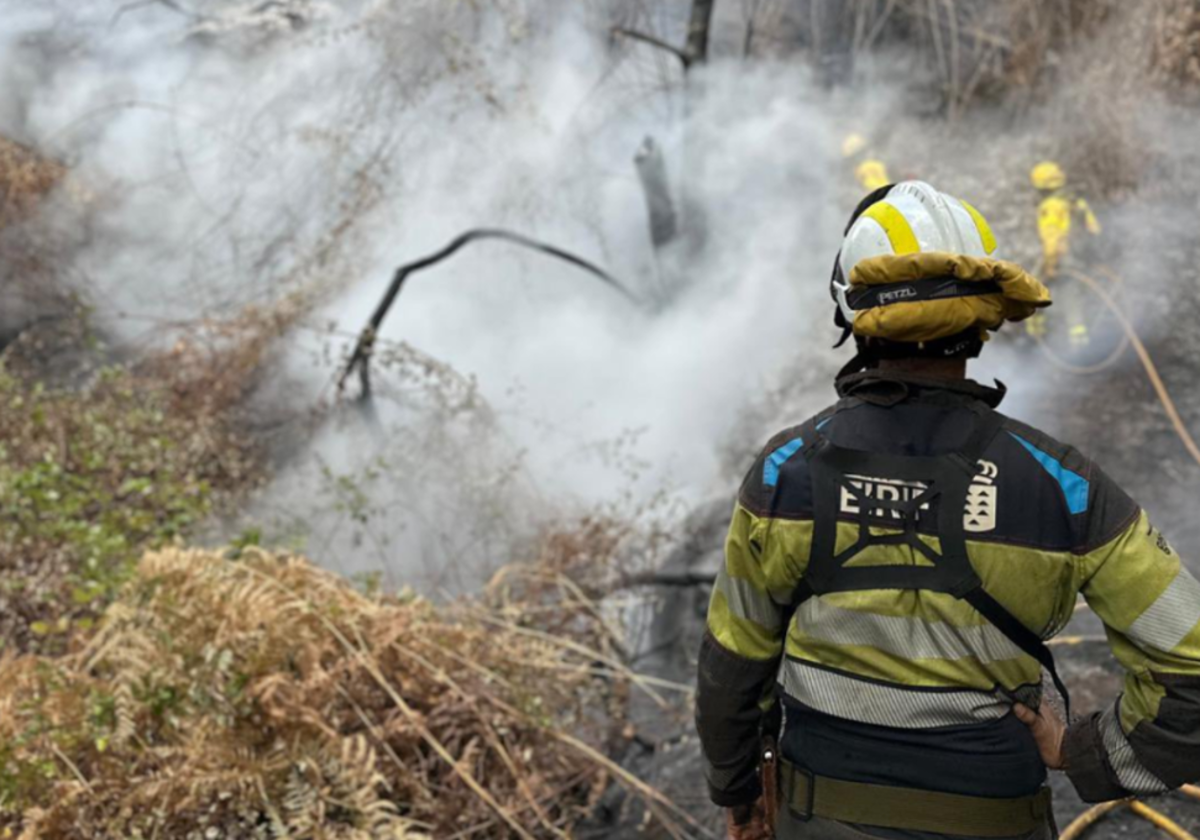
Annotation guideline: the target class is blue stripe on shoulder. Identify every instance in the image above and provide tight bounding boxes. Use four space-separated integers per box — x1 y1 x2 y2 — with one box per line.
763 437 804 487
1008 432 1090 515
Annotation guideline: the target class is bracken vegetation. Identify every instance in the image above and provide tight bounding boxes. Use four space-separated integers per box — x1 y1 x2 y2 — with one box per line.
0 538 666 839
7 0 1200 837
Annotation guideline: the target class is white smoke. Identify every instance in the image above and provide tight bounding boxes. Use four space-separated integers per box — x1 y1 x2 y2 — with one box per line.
266 43 849 586
0 1 852 588
9 0 1199 586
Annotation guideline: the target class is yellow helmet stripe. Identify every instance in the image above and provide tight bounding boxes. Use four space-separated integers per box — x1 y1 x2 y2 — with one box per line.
960 199 997 255
861 201 920 256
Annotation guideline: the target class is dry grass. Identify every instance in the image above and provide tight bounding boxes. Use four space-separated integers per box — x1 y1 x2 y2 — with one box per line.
1152 0 1200 91
0 136 66 229
0 536 688 839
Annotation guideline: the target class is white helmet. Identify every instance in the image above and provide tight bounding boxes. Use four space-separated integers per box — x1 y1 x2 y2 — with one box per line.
831 181 998 329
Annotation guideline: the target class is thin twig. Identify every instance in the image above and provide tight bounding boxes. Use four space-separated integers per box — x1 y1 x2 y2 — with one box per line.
468 609 673 709
611 27 691 67
392 641 570 839
50 742 94 792
112 0 190 27
622 571 716 588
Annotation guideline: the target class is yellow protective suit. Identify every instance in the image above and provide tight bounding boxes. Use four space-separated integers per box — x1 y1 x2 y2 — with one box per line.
1033 182 1101 345
855 159 891 192
1037 192 1101 279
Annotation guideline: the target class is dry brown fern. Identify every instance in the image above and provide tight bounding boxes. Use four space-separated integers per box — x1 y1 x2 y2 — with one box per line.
0 532 679 839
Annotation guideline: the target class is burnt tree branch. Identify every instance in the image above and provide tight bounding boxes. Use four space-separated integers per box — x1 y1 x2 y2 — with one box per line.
337 229 638 399
611 26 691 68
621 571 716 588
611 0 717 71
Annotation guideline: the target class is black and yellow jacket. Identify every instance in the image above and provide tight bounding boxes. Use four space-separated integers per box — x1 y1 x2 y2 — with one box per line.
696 371 1200 816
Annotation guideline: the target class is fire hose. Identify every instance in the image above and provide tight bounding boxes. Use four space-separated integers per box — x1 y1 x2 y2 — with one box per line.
1035 265 1200 469
1033 266 1131 376
1040 265 1200 837
1061 799 1198 840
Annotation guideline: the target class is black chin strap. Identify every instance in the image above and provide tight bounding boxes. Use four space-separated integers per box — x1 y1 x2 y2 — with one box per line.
838 330 985 378
833 323 854 350
836 350 871 380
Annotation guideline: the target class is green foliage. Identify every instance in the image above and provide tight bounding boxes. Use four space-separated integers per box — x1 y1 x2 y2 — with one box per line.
0 364 257 654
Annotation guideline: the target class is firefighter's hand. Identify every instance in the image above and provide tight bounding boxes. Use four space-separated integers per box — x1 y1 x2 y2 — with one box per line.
1015 699 1067 770
726 798 771 840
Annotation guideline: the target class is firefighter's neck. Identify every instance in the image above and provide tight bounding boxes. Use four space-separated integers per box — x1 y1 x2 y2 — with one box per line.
877 357 968 380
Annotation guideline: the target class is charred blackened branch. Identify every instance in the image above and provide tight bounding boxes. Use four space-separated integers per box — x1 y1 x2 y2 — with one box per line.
611 27 691 68
611 0 717 70
622 571 715 589
337 229 639 400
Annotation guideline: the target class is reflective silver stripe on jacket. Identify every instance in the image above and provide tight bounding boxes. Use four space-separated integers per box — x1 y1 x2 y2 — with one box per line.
1127 568 1200 654
715 573 783 630
779 657 1011 729
1099 704 1170 795
795 599 1027 663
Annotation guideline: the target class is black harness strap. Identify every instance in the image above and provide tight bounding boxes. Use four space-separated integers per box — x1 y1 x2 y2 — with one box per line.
787 406 1071 718
963 587 1070 716
769 416 825 623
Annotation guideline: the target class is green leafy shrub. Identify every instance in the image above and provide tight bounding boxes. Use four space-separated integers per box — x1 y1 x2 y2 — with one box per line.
0 364 258 654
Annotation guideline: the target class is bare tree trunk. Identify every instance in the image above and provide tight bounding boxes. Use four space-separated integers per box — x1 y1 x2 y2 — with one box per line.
685 0 717 65
611 0 718 301
634 136 680 305
634 136 679 252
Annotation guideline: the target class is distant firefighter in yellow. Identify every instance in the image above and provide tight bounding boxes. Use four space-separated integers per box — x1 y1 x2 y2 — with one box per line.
1031 161 1101 277
1030 161 1101 345
842 133 890 191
